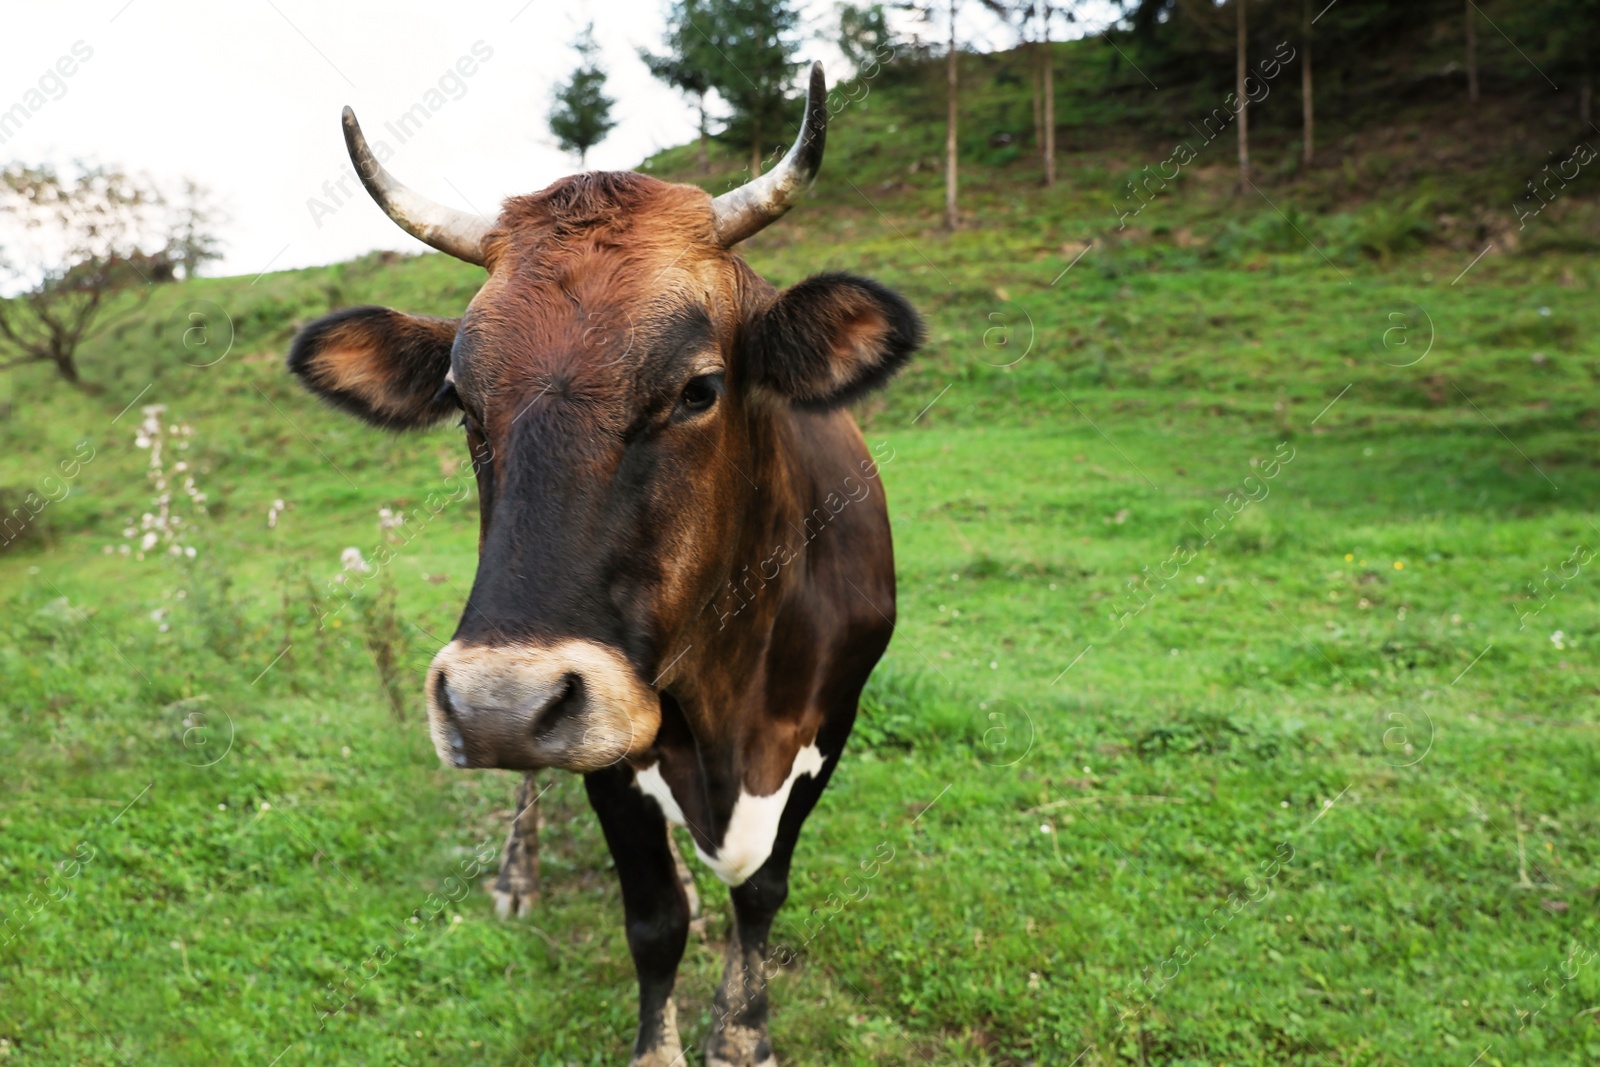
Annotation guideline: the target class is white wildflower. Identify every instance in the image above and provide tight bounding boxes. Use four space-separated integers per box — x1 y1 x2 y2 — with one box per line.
123 404 206 562
378 506 406 543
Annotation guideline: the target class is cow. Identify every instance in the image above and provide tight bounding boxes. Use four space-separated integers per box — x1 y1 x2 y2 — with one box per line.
286 64 921 1066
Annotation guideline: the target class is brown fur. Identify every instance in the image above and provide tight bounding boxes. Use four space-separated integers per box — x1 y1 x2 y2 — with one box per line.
286 166 922 1067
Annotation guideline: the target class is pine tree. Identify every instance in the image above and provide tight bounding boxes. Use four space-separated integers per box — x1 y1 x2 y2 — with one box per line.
641 0 719 173
548 24 618 168
698 0 802 177
837 1 894 77
645 0 803 178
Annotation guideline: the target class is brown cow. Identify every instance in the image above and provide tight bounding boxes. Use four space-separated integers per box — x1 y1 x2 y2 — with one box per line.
287 65 921 1066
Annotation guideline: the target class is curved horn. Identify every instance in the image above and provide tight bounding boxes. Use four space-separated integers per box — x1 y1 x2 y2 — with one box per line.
341 106 493 266
711 62 829 246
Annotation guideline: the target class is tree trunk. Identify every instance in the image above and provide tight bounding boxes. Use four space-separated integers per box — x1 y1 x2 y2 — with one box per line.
697 94 710 173
945 0 959 230
1583 72 1593 126
1301 0 1314 167
1465 0 1478 104
1042 22 1056 187
52 348 82 387
1236 0 1249 192
1031 45 1043 153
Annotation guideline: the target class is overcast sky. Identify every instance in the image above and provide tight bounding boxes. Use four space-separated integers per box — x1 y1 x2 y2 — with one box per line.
2 1 1108 278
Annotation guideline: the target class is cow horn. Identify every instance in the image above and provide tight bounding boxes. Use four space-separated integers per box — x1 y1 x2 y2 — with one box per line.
342 106 493 266
710 62 829 247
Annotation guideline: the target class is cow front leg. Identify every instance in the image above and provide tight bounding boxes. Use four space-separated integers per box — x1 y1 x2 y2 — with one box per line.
585 764 690 1067
706 865 787 1067
491 772 541 918
707 759 836 1066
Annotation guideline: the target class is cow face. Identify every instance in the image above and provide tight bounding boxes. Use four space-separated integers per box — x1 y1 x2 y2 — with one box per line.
288 171 919 773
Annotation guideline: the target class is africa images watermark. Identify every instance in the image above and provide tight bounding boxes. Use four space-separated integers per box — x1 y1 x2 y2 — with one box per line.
705 439 897 630
1100 441 1297 636
1515 939 1599 1031
1 841 97 947
313 836 497 1029
1118 841 1297 1024
1 440 97 550
0 40 94 147
1112 41 1298 230
310 460 482 629
717 42 898 194
1513 140 1596 231
306 40 496 229
1513 542 1593 630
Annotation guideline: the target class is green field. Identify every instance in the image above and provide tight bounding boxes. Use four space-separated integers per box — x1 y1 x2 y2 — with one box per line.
5 38 1600 1067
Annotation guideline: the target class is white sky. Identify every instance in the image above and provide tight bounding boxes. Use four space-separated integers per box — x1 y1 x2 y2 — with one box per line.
1 1 1108 278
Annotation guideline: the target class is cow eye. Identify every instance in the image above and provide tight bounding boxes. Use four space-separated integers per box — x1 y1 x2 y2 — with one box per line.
677 374 722 416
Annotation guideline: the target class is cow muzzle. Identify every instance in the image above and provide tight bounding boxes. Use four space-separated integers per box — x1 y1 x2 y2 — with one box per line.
425 639 662 772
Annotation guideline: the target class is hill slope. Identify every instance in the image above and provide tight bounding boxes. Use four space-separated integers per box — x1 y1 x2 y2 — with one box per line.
3 40 1599 1067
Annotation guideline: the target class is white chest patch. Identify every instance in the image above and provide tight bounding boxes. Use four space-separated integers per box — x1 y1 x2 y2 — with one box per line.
633 744 827 887
634 762 688 826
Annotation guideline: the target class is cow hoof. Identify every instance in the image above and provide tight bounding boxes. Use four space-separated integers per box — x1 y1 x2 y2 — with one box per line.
705 1027 775 1067
630 1041 688 1067
489 882 536 919
630 998 686 1067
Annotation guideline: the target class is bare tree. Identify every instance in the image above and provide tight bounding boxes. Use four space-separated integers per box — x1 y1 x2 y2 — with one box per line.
1040 1 1056 187
1302 0 1314 166
946 0 960 229
984 1 1063 185
0 164 181 390
1465 0 1479 103
1236 0 1250 191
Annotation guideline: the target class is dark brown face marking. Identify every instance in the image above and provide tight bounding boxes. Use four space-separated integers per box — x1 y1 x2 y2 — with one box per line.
289 171 922 727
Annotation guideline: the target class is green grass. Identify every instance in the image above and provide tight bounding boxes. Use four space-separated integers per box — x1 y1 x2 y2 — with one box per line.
4 38 1600 1067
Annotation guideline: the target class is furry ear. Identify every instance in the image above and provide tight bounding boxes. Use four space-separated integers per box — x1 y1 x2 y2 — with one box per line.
745 272 923 409
287 306 459 429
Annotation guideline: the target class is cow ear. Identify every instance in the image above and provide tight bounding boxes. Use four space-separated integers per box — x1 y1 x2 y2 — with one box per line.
747 272 923 410
287 306 460 430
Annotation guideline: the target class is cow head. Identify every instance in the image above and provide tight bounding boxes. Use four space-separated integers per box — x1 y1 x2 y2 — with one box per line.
288 65 921 774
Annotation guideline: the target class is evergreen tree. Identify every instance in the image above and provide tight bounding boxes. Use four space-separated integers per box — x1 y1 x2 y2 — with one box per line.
1517 0 1600 122
837 1 894 77
548 24 618 168
641 0 719 173
698 0 803 177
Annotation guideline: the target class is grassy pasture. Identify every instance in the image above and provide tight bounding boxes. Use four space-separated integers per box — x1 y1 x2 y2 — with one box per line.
4 40 1600 1067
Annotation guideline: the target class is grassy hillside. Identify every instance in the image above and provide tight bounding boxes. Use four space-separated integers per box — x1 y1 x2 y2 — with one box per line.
3 38 1599 1066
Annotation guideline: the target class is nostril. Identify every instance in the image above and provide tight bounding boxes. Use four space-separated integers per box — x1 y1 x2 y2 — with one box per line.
434 671 470 768
530 672 585 740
